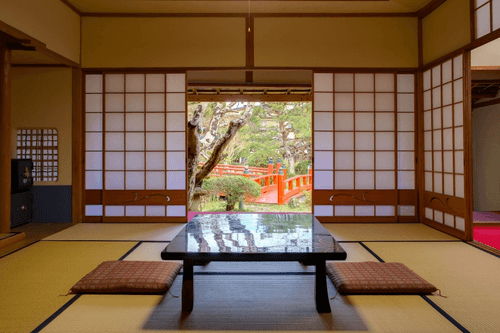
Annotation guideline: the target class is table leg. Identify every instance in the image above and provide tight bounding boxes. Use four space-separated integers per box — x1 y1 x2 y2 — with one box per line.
182 260 194 312
315 260 331 313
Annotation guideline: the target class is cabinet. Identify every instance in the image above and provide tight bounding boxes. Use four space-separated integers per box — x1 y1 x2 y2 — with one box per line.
11 190 33 228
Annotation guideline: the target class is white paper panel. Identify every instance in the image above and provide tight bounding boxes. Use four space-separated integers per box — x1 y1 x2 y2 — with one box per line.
86 114 102 132
424 111 432 131
398 152 414 170
85 171 103 190
146 171 165 190
146 152 165 170
167 205 186 217
444 173 454 196
454 103 464 126
375 93 395 112
398 171 415 189
454 79 463 103
167 152 186 170
456 217 465 231
425 172 433 191
146 113 165 132
314 93 333 111
423 70 431 91
314 151 333 170
433 151 442 172
314 171 333 189
126 133 145 151
476 0 489 8
106 75 124 92
397 74 414 93
126 74 145 92
424 131 432 151
314 112 333 131
105 152 124 170
335 93 354 111
86 133 103 151
375 74 394 92
355 132 374 150
442 83 452 106
314 205 333 217
146 133 165 151
425 152 433 171
335 132 354 150
85 205 103 216
126 113 144 132
314 132 333 150
455 151 464 174
355 74 374 92
434 210 443 223
444 151 454 173
335 113 354 131
314 73 333 92
167 133 185 151
335 171 354 189
432 87 441 108
167 93 186 112
442 60 453 83
375 171 395 189
425 207 433 220
355 113 374 131
398 205 415 216
375 133 394 150
397 113 414 131
105 171 125 190
86 94 102 113
125 94 145 112
105 94 124 112
442 106 453 128
355 152 374 169
126 206 145 217
86 152 102 170
146 74 165 92
167 171 186 190
375 113 394 131
106 206 125 217
424 91 432 111
453 55 463 79
454 126 464 149
397 94 414 112
86 75 103 93
335 74 354 92
105 133 124 151
335 206 354 216
355 171 374 189
146 205 166 217
106 113 124 132
146 94 165 112
126 152 145 170
335 152 354 170
376 205 395 216
444 213 454 227
355 206 375 216
493 0 500 30
432 65 441 87
434 172 443 194
355 93 374 111
433 130 442 150
126 172 145 189
455 175 465 198
443 128 453 150
476 4 491 38
166 74 186 92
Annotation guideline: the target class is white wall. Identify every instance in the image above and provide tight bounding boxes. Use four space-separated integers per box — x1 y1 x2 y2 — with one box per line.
472 105 500 211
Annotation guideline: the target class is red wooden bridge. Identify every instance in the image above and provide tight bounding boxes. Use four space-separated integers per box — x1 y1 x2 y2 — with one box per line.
202 159 312 205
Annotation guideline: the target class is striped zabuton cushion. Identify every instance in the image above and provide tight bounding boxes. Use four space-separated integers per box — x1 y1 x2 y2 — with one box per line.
70 261 182 294
326 261 437 294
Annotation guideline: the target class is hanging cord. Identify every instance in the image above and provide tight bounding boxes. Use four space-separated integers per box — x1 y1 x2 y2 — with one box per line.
167 288 179 298
330 289 339 300
434 289 447 298
248 0 251 32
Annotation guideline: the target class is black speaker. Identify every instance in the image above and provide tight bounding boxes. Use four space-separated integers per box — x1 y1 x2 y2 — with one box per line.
11 159 33 194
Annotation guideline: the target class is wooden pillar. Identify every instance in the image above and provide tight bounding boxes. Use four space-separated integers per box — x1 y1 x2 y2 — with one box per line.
72 67 83 225
0 44 12 233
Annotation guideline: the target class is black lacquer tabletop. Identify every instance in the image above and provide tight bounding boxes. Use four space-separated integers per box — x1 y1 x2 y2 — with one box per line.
161 214 346 262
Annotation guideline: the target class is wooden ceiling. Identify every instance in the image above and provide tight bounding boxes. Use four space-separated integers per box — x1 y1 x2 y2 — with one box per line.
65 0 435 14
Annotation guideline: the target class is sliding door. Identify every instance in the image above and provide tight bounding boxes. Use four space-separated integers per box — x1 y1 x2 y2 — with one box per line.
83 72 187 222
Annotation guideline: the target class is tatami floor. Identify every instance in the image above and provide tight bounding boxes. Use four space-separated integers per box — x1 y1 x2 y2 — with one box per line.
1 220 499 333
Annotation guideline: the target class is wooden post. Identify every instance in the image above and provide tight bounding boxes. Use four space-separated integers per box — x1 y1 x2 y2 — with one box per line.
72 67 83 225
0 44 11 233
278 167 284 205
296 178 301 188
265 175 270 187
267 157 273 175
244 166 250 178
276 157 281 174
282 162 287 179
308 165 313 185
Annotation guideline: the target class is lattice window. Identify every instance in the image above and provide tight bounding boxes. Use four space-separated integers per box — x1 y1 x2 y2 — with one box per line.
16 128 58 182
475 0 500 39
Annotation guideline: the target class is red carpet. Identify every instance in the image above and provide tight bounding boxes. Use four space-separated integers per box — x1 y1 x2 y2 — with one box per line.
474 227 500 251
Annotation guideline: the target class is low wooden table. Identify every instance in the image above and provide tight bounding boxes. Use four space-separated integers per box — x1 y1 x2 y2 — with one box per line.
161 213 346 313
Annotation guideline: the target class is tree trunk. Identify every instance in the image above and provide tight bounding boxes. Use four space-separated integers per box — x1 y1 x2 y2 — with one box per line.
187 104 205 210
288 157 296 174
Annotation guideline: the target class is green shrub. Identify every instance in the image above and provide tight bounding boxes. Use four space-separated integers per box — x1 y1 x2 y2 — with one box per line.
202 176 261 211
295 160 311 175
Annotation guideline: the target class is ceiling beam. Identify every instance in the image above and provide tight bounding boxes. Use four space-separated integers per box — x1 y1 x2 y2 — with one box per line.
473 97 500 109
472 93 498 99
188 94 311 102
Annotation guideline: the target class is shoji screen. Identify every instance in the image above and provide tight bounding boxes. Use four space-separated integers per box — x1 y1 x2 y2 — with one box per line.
84 73 187 222
474 0 500 39
312 72 417 222
420 54 471 238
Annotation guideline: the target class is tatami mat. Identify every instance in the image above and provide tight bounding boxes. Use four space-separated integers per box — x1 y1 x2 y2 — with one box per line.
40 274 460 333
0 233 14 240
323 223 458 242
365 241 500 333
0 241 137 333
43 223 185 241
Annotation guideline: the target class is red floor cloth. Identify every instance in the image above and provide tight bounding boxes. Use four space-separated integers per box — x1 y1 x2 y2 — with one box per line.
474 227 500 251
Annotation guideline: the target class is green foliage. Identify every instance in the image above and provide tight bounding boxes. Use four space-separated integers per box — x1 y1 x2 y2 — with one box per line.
286 173 296 179
202 176 261 211
295 160 310 175
301 190 312 205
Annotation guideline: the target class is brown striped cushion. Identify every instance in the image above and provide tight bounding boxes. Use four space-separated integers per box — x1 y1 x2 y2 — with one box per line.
70 261 182 294
326 261 437 295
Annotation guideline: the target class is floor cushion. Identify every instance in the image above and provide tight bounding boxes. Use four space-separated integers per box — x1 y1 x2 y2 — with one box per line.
326 261 438 295
70 261 182 294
